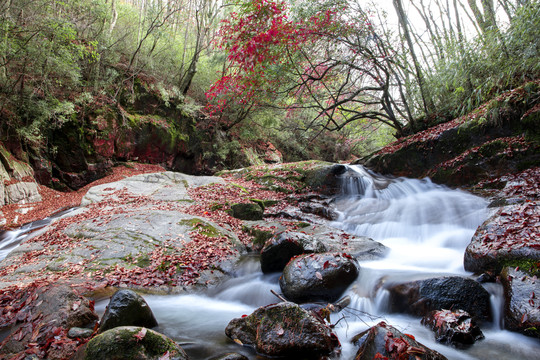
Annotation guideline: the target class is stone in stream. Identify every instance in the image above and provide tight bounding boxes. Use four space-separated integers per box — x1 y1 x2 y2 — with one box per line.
279 252 360 303
99 289 158 332
464 203 540 274
210 353 248 360
386 276 492 322
352 321 448 360
84 326 188 360
421 309 484 346
500 266 540 338
225 302 340 357
260 231 327 273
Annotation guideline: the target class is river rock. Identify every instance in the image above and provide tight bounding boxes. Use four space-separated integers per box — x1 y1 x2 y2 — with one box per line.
229 202 264 220
500 266 540 338
464 203 540 274
421 309 484 346
0 284 98 357
225 302 340 357
352 321 447 360
84 326 188 360
387 276 492 322
260 231 326 273
280 252 360 303
99 289 158 332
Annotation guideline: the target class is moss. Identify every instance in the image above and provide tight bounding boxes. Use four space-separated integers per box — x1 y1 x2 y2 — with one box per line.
250 198 279 210
136 256 151 268
478 140 508 157
230 183 249 193
502 259 540 277
242 225 274 249
178 218 222 237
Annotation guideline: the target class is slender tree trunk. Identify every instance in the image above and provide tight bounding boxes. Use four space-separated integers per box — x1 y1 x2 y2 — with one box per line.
393 0 435 119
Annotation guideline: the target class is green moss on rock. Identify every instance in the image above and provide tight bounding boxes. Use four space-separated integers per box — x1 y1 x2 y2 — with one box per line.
84 326 188 360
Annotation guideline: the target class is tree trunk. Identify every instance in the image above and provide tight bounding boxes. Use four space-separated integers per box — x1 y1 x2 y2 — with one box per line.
392 0 435 119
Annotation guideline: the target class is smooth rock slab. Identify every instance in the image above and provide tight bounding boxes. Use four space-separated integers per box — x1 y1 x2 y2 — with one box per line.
225 302 339 357
280 252 360 303
85 326 188 360
99 289 158 332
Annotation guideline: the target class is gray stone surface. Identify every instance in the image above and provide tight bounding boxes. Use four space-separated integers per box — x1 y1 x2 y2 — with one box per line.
5 181 41 204
81 171 224 205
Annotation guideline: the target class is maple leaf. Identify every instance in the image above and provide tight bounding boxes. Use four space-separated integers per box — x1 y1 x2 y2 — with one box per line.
134 327 147 342
158 351 170 360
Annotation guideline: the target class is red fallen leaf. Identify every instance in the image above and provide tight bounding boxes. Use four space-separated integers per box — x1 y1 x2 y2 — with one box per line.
323 261 330 269
158 351 170 360
241 314 248 318
72 300 81 311
134 327 147 341
276 325 285 336
315 272 323 280
404 333 416 340
521 313 529 324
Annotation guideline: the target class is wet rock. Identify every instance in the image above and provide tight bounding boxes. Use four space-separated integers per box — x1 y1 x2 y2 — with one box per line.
99 289 158 332
299 202 338 220
68 327 94 339
211 353 248 360
5 181 42 204
260 231 327 273
500 266 540 338
229 202 264 220
225 302 339 357
84 326 188 360
421 309 484 346
0 284 98 356
352 321 447 360
464 203 540 274
280 252 360 303
387 276 492 322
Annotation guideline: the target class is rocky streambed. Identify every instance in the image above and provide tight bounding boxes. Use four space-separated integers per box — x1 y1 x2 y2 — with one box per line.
0 161 539 359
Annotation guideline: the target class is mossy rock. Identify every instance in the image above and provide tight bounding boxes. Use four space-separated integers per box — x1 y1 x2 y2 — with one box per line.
229 203 264 221
84 326 188 360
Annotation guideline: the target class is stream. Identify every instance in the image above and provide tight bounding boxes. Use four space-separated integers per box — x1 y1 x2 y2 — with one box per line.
123 165 539 359
3 166 540 359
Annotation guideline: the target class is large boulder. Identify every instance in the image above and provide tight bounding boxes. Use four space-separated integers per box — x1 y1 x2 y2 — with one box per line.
352 322 447 360
84 326 188 360
99 289 158 332
0 284 98 358
225 302 339 357
464 202 540 274
260 231 326 273
500 266 540 338
280 252 360 303
387 276 492 322
421 309 484 346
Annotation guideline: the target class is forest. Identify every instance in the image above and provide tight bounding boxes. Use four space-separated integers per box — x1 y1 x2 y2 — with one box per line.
0 1 539 360
0 0 538 170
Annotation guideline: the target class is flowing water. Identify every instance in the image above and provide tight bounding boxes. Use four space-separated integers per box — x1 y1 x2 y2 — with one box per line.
4 166 540 358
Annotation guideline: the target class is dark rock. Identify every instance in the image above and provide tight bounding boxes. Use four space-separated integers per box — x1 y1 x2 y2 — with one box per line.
387 276 492 322
0 284 98 357
280 252 360 303
299 202 338 220
68 327 94 339
99 289 158 332
230 203 264 221
464 204 540 274
260 231 326 273
225 302 339 357
421 309 484 346
84 326 188 360
352 321 447 360
500 266 540 338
